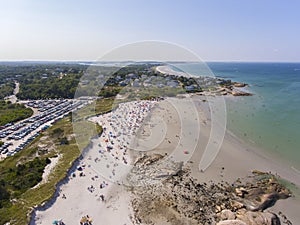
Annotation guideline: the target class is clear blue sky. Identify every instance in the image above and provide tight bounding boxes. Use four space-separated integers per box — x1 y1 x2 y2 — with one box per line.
1 0 300 61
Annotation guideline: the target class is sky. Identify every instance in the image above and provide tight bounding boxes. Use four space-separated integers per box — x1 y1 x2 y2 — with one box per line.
1 0 300 62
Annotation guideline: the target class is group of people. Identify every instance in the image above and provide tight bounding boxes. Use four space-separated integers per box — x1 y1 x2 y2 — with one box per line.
95 100 158 173
80 215 92 225
52 219 65 225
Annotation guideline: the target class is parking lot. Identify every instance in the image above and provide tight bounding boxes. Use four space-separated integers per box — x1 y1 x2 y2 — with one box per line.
0 99 87 158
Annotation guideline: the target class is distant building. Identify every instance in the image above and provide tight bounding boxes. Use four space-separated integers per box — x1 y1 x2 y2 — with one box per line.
115 75 122 81
185 85 195 91
80 80 90 85
156 83 165 88
119 81 127 87
166 80 179 88
127 73 139 79
132 79 140 87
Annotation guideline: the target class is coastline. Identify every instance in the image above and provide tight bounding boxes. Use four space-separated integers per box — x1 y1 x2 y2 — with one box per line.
155 65 195 78
29 137 95 224
157 64 300 180
32 96 300 224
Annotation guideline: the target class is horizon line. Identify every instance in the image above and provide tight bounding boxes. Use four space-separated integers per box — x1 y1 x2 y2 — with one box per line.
1 59 300 63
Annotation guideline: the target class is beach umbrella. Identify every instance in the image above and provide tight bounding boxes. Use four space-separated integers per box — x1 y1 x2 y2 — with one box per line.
183 150 189 154
52 220 58 224
80 217 87 223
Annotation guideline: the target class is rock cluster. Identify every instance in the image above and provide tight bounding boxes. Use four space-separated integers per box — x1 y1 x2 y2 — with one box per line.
233 82 247 88
127 153 183 186
128 154 292 225
231 91 253 96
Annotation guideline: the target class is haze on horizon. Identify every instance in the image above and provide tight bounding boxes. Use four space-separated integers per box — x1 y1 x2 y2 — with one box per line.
1 0 300 62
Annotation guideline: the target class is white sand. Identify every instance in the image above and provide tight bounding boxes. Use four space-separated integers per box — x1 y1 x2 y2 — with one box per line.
33 97 300 224
34 100 158 225
156 65 195 78
33 155 62 189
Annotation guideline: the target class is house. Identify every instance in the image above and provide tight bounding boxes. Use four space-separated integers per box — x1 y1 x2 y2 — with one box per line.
80 80 90 85
119 81 127 87
127 73 139 79
166 80 179 88
132 79 140 87
185 85 195 91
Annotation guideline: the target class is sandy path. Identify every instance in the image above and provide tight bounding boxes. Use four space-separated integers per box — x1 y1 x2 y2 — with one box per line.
5 81 19 103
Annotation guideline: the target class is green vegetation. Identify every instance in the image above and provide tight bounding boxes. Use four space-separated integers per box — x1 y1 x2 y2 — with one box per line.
1 62 208 101
73 98 115 151
0 98 115 225
0 184 10 208
95 98 116 115
0 157 49 199
0 82 15 100
98 86 122 98
17 73 82 99
0 63 87 100
0 100 33 126
277 176 300 198
0 117 80 225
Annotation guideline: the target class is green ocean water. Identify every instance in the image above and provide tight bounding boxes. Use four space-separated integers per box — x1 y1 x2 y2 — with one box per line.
172 62 300 170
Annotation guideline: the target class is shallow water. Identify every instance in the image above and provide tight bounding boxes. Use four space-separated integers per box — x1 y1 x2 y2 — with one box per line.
172 62 300 170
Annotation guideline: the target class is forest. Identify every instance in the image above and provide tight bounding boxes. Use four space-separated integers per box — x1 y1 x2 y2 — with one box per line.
0 63 87 100
0 101 33 126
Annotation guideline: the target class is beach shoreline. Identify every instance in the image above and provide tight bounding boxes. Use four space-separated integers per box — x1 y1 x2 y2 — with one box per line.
31 95 300 224
155 65 196 78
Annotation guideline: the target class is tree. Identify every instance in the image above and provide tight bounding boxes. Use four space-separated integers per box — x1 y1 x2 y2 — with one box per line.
0 185 10 208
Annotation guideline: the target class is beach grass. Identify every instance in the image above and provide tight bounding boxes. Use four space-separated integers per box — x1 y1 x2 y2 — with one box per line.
72 98 115 151
0 98 115 225
0 100 33 126
0 118 80 225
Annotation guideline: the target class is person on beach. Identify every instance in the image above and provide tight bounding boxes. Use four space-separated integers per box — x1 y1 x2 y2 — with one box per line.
100 194 104 201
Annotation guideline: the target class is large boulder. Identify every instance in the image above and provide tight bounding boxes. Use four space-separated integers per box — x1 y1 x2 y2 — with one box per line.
219 209 236 220
237 211 281 225
231 91 253 96
233 82 247 87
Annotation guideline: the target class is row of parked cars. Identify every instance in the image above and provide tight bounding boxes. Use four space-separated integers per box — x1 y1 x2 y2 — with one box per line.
0 99 87 157
26 99 69 112
0 100 72 139
0 142 13 154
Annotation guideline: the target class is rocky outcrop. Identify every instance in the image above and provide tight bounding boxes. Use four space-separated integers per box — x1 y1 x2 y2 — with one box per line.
217 209 281 225
219 209 236 220
231 91 253 96
233 82 247 87
128 153 183 186
133 153 163 166
217 220 247 225
236 211 281 225
233 171 291 213
128 154 291 225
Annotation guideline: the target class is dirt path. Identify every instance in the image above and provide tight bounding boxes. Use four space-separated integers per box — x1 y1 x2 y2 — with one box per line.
5 81 19 103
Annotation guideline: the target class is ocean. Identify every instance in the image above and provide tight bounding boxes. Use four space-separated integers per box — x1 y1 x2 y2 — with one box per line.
172 62 300 170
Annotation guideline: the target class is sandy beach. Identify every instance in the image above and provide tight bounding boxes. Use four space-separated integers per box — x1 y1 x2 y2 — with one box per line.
156 65 195 78
32 96 300 224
